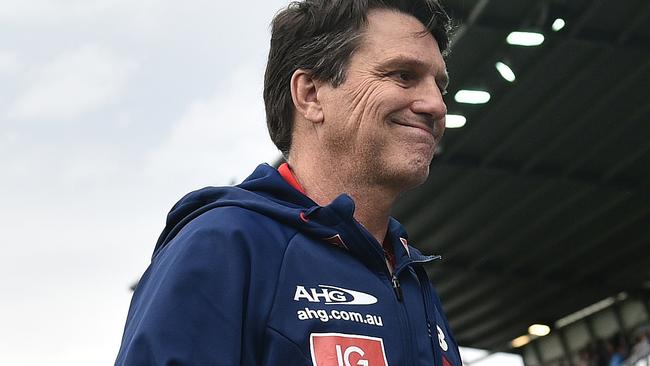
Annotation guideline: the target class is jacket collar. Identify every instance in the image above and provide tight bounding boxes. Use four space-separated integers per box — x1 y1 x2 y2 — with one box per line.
275 163 440 272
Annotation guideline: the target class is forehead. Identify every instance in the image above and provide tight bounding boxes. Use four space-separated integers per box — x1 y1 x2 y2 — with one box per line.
357 9 445 69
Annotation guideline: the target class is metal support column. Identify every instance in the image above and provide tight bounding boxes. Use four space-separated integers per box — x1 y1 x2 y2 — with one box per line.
558 328 575 366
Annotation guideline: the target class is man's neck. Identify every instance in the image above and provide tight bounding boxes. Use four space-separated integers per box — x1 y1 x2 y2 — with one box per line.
287 155 398 243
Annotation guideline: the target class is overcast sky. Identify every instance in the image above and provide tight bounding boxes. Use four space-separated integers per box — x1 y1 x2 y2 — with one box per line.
0 1 523 365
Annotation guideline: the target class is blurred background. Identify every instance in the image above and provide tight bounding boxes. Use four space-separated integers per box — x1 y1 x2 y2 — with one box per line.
1 0 648 365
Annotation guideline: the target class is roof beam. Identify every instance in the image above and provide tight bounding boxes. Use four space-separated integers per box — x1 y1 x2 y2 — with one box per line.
519 62 650 174
442 204 650 329
450 227 650 346
435 157 643 193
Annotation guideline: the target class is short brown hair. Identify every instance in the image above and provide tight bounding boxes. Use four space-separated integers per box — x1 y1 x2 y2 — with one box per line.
263 0 452 156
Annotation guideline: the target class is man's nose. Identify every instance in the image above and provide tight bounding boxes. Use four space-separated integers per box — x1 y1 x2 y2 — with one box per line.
410 78 447 120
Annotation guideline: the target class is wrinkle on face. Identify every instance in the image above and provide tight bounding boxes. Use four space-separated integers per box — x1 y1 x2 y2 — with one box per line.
336 76 384 144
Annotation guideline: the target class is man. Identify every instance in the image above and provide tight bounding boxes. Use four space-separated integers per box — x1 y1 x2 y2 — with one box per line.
116 0 460 365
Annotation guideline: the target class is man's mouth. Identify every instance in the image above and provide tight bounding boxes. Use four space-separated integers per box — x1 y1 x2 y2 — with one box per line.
390 117 438 138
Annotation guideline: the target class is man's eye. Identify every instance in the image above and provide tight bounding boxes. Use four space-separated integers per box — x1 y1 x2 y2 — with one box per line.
395 71 413 82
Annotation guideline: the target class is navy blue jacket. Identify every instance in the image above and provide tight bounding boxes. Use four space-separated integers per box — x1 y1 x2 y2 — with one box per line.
116 164 461 365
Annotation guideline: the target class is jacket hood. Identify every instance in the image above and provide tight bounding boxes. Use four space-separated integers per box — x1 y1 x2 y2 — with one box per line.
152 163 434 270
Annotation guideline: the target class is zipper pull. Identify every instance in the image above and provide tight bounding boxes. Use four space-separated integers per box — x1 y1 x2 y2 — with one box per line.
392 274 403 301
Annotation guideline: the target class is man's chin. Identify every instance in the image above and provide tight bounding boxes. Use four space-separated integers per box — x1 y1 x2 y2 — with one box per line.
406 166 431 188
387 161 431 191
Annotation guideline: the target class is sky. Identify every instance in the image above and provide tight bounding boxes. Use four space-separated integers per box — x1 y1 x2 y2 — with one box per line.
0 1 523 365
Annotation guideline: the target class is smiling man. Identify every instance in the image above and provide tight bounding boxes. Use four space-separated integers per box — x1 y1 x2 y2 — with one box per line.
116 1 459 365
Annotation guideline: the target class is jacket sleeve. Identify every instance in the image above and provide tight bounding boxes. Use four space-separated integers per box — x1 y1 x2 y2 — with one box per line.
115 209 281 365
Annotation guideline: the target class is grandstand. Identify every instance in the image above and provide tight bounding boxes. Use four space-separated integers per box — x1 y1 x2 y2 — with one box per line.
389 0 650 364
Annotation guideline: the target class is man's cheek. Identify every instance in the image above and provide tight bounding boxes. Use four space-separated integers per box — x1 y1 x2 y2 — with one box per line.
348 81 382 115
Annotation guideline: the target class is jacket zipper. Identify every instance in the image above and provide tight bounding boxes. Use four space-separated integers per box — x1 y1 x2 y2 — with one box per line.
391 274 403 301
389 258 443 365
390 255 440 302
355 221 443 365
389 272 415 365
387 258 436 365
416 266 444 366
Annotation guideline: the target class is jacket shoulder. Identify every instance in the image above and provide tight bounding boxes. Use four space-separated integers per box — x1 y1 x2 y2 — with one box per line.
157 205 299 261
117 206 295 365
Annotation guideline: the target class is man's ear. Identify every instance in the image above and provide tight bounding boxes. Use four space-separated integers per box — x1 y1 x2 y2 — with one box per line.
290 69 324 124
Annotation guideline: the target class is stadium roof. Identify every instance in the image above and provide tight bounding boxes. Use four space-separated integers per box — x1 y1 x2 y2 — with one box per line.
392 0 650 352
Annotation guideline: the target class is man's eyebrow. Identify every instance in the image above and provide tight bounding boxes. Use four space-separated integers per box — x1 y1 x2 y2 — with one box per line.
379 56 449 90
378 56 428 72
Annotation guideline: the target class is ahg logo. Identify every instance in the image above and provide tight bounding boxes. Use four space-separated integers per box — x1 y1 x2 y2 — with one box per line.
294 285 377 305
310 333 388 366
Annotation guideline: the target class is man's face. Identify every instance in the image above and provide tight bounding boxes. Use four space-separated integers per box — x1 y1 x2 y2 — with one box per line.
316 8 448 191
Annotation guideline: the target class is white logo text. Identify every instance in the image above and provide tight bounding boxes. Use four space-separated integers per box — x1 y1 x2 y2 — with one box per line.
294 285 378 305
